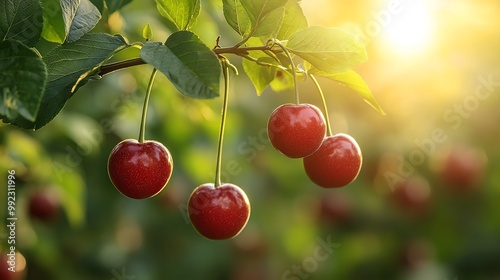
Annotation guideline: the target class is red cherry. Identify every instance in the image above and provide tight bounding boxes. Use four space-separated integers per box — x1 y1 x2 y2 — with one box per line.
232 229 268 257
392 176 431 213
0 253 23 280
399 239 433 270
28 190 60 222
318 193 352 225
0 255 14 280
188 183 251 240
108 139 173 199
438 145 486 191
267 103 326 158
303 133 362 188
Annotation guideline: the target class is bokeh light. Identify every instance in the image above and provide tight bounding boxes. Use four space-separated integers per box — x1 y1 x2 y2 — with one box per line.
382 1 435 56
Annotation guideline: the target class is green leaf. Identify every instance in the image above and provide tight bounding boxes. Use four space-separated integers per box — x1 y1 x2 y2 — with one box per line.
41 0 66 43
0 40 47 123
222 0 251 36
140 31 221 99
106 0 133 13
11 33 129 129
61 0 79 37
142 24 153 40
43 0 102 43
313 70 385 115
275 0 308 40
252 6 284 38
155 0 200 31
224 0 287 39
0 0 43 47
240 0 287 38
240 0 287 23
89 0 104 12
287 26 367 74
242 51 277 95
61 0 101 43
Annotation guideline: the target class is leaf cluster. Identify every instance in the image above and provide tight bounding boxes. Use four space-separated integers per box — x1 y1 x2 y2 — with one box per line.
0 0 383 130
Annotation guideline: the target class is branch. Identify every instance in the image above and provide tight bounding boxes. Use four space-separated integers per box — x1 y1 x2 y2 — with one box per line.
98 44 276 76
98 58 146 76
214 44 272 55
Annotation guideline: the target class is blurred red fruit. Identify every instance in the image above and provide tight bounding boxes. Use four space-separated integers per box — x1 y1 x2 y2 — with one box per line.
28 190 60 223
392 176 431 213
318 193 352 225
438 145 487 191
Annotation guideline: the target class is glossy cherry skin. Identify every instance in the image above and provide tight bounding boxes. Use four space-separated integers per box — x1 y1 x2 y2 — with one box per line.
108 139 173 199
188 183 251 240
28 190 60 222
303 133 362 188
267 103 326 158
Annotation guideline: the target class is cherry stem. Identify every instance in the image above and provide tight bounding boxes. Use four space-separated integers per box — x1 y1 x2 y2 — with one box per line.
310 74 333 136
273 40 300 104
138 68 158 143
214 57 231 188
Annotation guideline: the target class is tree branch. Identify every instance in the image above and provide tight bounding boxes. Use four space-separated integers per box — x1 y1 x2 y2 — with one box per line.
98 44 276 76
99 58 146 76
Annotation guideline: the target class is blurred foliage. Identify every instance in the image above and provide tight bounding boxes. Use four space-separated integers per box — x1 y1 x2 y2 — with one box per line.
2 0 500 280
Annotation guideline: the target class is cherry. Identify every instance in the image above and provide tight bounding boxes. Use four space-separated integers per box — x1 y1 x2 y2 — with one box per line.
392 176 431 213
0 253 23 280
0 255 14 280
188 183 251 240
232 229 268 257
108 139 173 199
399 239 433 270
303 133 362 188
267 103 326 158
317 193 352 225
438 145 486 191
28 190 60 222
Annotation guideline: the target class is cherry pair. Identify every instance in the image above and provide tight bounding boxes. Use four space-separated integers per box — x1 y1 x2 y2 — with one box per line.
267 103 362 188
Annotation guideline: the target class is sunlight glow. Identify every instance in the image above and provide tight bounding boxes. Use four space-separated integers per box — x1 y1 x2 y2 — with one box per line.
383 1 434 56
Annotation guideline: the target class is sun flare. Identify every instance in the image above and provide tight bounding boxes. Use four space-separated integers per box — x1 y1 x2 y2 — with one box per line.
383 1 434 56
